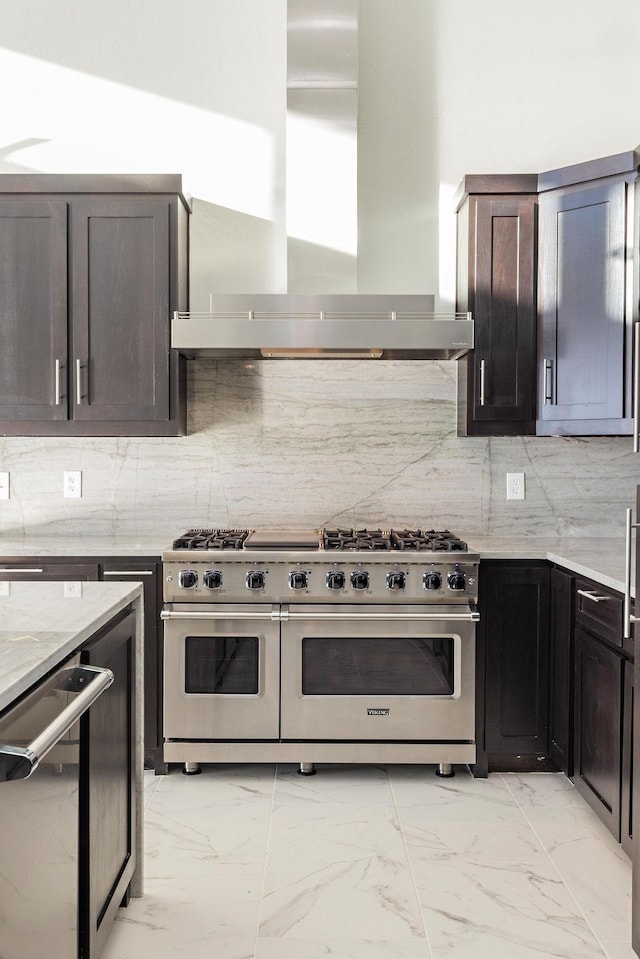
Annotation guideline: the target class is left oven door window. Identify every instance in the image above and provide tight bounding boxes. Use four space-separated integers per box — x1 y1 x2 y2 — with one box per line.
185 635 259 694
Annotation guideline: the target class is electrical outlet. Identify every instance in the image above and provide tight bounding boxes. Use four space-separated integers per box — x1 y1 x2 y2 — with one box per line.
63 470 82 498
0 471 9 500
506 472 525 500
63 581 83 598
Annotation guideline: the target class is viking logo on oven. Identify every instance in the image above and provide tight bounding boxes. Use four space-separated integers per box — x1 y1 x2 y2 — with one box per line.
367 708 390 716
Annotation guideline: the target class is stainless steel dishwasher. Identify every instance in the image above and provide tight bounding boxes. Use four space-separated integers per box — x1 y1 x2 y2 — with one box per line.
0 654 113 959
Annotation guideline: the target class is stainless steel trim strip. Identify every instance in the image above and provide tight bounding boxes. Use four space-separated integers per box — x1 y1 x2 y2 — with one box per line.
624 507 640 639
103 570 154 577
576 589 611 603
163 740 477 765
0 665 114 781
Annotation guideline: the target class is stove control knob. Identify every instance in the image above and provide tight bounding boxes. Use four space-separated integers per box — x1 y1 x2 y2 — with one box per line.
178 569 198 589
447 569 466 591
203 569 223 590
423 571 442 591
289 570 308 590
246 570 265 590
386 571 406 591
350 570 370 591
326 570 345 590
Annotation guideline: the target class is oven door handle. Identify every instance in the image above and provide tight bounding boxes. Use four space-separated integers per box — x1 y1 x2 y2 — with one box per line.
161 608 280 621
280 606 480 623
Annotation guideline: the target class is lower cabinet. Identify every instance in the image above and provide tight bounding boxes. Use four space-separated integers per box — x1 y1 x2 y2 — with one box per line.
572 577 634 846
621 657 634 857
573 624 624 838
548 567 575 775
100 560 164 772
80 607 137 957
480 561 551 769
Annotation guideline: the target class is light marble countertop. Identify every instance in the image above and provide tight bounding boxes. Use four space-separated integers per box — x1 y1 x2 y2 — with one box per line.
0 532 633 597
0 580 143 712
466 536 632 597
0 535 169 558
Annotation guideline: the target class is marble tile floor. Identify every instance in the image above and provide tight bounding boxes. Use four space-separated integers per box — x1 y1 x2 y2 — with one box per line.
101 765 635 959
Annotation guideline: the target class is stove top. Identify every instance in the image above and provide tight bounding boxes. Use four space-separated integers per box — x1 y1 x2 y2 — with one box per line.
163 527 478 604
170 527 469 553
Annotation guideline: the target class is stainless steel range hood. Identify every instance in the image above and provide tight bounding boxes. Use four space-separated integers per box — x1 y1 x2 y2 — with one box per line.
172 294 473 360
178 3 474 361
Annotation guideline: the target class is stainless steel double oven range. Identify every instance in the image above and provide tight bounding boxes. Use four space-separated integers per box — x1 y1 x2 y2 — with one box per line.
161 528 479 776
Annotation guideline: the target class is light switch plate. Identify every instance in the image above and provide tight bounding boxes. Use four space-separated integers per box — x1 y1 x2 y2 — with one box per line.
63 581 83 598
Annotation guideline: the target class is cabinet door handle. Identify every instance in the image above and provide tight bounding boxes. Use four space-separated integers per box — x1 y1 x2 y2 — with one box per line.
543 358 554 404
479 359 486 406
54 359 61 406
0 567 45 573
624 507 640 638
576 589 610 603
75 359 83 406
633 322 640 453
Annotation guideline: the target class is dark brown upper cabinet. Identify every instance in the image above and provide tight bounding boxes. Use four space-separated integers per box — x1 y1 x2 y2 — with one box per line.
0 175 189 436
455 176 538 436
537 151 639 436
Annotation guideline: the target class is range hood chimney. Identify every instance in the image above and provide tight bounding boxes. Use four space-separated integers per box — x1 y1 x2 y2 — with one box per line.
172 1 474 360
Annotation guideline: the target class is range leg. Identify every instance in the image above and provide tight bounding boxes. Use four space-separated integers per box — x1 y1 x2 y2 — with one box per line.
183 761 201 775
298 762 316 776
436 763 455 778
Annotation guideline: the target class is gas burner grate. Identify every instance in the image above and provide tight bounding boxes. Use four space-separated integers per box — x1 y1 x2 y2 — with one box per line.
322 528 393 551
172 529 250 550
390 529 468 552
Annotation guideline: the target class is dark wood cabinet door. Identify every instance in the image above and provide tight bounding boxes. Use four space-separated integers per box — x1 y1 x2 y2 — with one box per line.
483 562 551 759
70 197 170 423
0 199 68 422
455 177 538 438
468 195 537 431
538 177 632 434
80 607 136 958
101 561 164 772
573 624 624 839
621 656 634 858
549 567 574 775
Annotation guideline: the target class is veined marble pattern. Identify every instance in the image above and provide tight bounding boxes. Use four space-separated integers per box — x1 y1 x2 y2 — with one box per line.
0 359 637 538
101 765 632 959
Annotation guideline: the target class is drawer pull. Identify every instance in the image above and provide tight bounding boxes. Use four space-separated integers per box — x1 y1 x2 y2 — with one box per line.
577 589 610 604
103 570 154 577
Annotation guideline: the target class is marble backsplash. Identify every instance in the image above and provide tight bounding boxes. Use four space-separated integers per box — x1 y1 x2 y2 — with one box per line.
0 360 638 540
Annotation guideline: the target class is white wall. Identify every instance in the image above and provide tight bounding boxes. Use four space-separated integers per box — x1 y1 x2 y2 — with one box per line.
1 0 637 302
0 1 638 538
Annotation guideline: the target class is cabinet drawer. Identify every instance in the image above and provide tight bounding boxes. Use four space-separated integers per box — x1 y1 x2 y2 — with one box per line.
575 578 624 648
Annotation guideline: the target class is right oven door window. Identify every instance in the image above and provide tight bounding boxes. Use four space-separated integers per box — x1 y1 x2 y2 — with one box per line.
301 636 455 696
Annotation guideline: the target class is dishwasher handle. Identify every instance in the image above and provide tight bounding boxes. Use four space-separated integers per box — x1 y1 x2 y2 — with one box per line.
0 665 114 782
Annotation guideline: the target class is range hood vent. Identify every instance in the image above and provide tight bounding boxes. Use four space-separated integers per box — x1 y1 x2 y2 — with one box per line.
172 294 473 361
